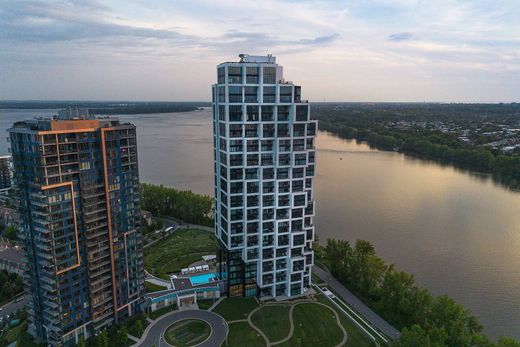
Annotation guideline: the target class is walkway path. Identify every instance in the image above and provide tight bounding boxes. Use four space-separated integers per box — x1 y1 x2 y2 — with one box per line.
313 266 400 340
233 298 348 347
136 309 228 347
144 270 172 289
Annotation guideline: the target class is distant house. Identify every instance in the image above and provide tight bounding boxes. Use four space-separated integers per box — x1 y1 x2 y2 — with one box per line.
142 210 153 226
0 245 24 275
0 207 19 227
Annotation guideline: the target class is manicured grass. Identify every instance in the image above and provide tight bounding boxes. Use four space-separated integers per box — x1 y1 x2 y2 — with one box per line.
164 319 211 347
250 305 290 342
149 304 177 320
316 295 378 347
212 297 259 321
278 303 344 347
145 281 167 292
225 321 265 347
144 228 215 279
197 299 216 310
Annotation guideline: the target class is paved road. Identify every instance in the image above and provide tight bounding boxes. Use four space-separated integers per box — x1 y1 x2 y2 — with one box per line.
162 217 213 233
0 296 27 320
313 266 400 340
138 309 227 347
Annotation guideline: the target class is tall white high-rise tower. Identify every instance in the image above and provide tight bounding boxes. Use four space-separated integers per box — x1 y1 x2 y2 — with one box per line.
213 54 316 298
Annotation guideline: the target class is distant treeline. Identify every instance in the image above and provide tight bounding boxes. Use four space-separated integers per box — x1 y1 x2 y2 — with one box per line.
0 101 211 114
140 183 213 227
313 103 520 189
318 239 520 347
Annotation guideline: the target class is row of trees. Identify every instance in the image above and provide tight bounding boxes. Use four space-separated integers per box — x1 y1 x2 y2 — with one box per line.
140 183 214 227
319 239 520 347
0 270 23 305
1 225 17 242
76 312 147 347
318 116 520 189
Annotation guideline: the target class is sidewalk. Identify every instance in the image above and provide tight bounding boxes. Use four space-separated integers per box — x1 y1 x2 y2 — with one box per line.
313 266 400 340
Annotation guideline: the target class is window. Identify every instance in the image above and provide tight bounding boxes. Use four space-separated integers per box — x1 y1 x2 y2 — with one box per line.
279 139 291 152
277 124 290 137
218 67 225 84
229 124 242 138
277 106 290 121
245 124 258 138
218 105 226 121
294 86 301 102
218 86 226 103
306 138 314 150
246 66 259 84
295 153 307 166
245 168 258 180
229 105 242 121
230 181 243 194
229 140 243 152
277 168 289 179
247 154 259 166
263 86 276 103
279 86 292 103
294 194 306 207
229 86 242 103
247 140 258 152
293 124 305 137
263 182 274 193
246 106 259 121
261 139 273 152
245 86 258 103
278 153 290 166
231 196 243 208
296 105 308 121
228 66 242 84
307 122 316 136
293 139 305 151
263 66 276 84
230 154 243 167
261 106 274 121
261 153 273 166
263 168 274 179
262 124 275 138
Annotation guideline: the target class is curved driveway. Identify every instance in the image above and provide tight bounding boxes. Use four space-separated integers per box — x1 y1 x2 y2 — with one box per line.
138 310 228 347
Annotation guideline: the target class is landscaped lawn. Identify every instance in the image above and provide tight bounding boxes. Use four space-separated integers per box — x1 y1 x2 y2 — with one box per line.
144 228 215 279
316 294 377 347
197 299 217 310
278 303 344 347
145 281 167 292
212 297 259 321
149 304 177 320
164 319 211 347
250 305 290 342
225 321 265 347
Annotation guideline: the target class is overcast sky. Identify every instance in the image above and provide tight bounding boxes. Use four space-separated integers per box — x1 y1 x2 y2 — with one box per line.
1 0 519 102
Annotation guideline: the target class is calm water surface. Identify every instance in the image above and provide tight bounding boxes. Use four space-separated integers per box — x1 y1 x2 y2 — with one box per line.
1 108 519 339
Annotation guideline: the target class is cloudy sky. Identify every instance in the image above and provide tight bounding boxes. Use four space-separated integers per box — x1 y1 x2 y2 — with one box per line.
1 0 519 102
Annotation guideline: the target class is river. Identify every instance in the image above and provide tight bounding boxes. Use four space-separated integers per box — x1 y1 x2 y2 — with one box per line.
1 108 519 339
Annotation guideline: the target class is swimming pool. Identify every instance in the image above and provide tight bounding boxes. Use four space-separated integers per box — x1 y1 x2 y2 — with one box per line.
189 272 216 286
